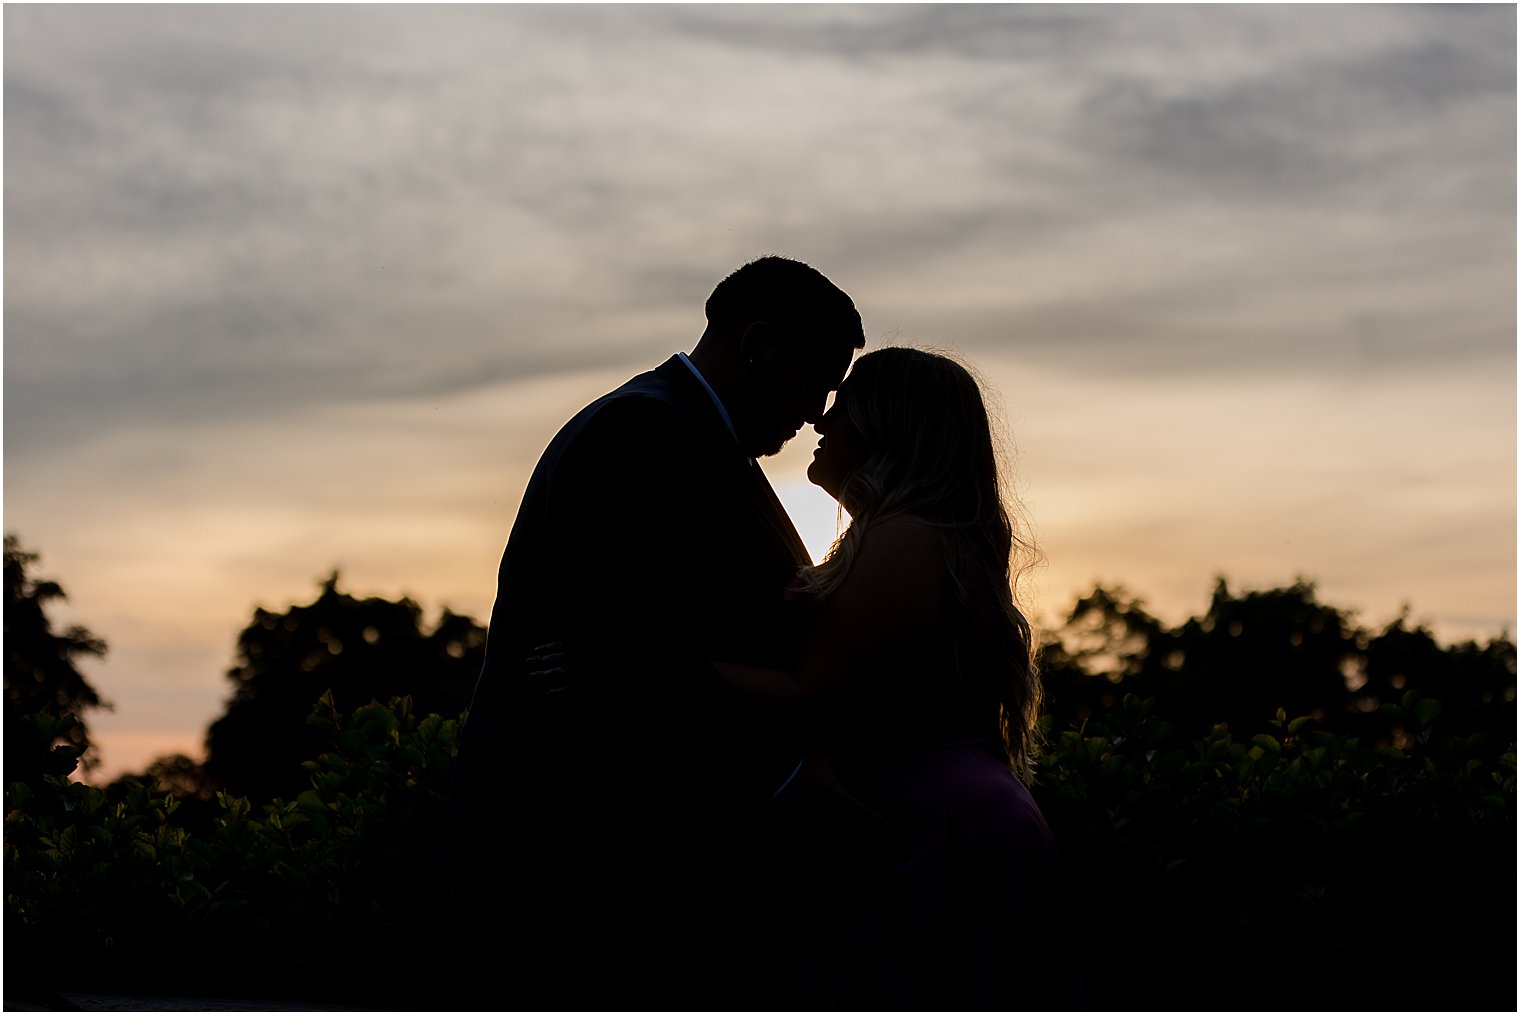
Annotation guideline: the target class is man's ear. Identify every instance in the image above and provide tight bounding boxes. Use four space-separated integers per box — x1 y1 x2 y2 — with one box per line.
737 321 780 368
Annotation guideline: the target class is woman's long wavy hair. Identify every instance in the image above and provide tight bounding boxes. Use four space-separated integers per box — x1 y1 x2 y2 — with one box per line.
802 346 1044 782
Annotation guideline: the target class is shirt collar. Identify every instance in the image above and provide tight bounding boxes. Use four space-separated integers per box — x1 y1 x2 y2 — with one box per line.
677 351 740 446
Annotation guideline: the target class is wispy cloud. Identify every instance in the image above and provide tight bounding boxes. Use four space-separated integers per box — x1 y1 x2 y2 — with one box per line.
8 7 1511 450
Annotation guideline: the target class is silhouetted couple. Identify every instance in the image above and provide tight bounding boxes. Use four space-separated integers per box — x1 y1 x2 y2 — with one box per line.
448 256 1082 1010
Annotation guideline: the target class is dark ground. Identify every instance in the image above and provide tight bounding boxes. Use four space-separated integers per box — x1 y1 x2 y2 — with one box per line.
5 993 359 1012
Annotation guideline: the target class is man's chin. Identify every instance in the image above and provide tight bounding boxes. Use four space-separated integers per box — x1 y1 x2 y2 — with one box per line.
751 432 794 459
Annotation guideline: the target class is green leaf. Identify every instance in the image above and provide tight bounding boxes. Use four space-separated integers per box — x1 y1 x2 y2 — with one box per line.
1413 698 1443 725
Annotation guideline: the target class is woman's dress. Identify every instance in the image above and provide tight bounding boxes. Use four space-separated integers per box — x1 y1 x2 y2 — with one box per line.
774 538 1084 1010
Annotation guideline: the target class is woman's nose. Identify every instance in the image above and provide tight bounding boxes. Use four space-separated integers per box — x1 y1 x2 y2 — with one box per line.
811 399 838 430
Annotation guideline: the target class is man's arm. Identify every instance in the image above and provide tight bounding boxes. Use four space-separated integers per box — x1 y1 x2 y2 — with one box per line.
545 395 712 666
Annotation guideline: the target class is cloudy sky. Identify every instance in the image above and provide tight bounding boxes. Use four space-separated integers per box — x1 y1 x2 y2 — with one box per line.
5 4 1514 781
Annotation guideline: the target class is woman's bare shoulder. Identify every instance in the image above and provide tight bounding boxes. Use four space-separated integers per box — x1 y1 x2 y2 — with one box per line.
847 514 945 590
858 514 943 557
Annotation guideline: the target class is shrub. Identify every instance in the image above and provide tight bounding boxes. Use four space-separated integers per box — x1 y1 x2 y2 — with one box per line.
5 695 460 1005
5 692 1513 1008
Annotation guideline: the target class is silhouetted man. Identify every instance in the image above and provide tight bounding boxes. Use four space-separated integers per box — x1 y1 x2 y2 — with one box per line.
449 256 864 1007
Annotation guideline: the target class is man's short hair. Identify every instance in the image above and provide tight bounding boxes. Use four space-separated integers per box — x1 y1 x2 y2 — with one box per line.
706 255 866 349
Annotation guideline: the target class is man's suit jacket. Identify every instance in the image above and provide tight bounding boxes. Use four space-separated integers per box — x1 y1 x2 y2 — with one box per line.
448 356 812 996
458 352 810 790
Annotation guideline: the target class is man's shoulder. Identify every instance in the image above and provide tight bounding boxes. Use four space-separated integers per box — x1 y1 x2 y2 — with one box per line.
540 357 700 465
571 372 683 436
581 356 690 415
614 355 688 400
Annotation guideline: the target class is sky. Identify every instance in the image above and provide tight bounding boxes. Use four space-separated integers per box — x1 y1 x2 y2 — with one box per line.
4 4 1515 782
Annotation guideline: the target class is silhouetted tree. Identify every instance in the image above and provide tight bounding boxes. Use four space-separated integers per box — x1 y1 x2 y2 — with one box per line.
1148 577 1358 736
1038 584 1168 730
133 752 216 800
1355 611 1517 747
1040 577 1516 747
202 574 485 801
3 535 111 782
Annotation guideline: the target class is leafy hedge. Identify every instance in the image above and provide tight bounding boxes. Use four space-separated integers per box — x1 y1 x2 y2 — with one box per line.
6 692 1514 1009
1031 694 1515 1010
5 696 460 1008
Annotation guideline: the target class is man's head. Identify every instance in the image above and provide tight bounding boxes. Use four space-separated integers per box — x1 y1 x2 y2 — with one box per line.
692 255 865 458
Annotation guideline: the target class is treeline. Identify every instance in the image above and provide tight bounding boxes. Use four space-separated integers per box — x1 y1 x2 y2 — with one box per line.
4 536 1515 1009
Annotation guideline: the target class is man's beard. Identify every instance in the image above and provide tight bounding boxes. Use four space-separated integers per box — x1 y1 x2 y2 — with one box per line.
734 409 796 459
753 431 792 459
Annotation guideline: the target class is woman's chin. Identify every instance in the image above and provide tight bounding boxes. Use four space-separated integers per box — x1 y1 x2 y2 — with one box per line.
806 463 835 498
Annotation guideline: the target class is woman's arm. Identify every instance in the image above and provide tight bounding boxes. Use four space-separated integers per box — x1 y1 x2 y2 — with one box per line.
711 515 945 702
710 660 804 702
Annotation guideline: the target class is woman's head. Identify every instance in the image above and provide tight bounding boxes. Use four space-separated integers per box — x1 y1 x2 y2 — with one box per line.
803 346 1044 780
807 347 1004 529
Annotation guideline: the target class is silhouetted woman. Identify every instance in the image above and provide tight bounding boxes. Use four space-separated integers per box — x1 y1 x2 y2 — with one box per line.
719 346 1083 1010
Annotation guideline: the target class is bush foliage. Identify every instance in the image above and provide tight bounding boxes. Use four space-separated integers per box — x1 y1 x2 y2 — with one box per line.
6 696 460 1006
4 566 1515 1009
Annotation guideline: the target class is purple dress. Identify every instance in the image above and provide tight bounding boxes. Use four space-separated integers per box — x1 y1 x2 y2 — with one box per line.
804 741 1079 1010
775 558 1084 1010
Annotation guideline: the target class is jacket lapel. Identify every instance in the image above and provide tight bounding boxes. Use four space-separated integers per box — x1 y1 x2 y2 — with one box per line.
655 356 813 570
745 459 813 569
